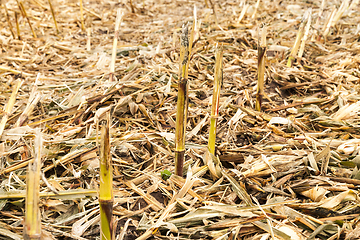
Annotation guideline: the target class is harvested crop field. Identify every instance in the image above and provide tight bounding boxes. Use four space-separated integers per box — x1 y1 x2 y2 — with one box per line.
1 0 360 239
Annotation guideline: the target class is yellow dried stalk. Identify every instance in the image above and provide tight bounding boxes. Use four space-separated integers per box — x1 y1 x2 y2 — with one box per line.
24 129 42 240
99 112 113 240
255 25 267 112
16 0 37 38
208 46 223 155
175 23 191 176
0 80 22 138
79 0 86 31
298 10 312 58
3 3 16 39
109 9 124 82
47 0 59 34
286 14 307 67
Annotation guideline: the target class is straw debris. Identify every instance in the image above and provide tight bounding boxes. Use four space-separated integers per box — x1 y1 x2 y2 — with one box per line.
1 0 360 239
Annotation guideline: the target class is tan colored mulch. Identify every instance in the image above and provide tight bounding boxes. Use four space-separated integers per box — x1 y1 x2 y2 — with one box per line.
1 0 360 239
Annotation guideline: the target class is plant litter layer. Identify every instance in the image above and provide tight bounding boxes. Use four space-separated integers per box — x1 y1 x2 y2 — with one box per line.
1 0 360 239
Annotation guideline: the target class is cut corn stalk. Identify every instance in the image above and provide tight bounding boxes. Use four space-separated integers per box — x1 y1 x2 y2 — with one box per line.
208 46 223 154
286 13 307 67
24 129 42 240
99 111 113 240
175 23 192 176
298 9 312 58
109 9 124 82
255 25 266 112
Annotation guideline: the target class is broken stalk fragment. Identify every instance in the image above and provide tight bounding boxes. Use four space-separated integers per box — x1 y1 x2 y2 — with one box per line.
287 13 307 67
99 112 113 240
109 9 123 82
298 9 312 58
208 46 223 154
24 129 42 240
175 23 191 176
255 25 267 112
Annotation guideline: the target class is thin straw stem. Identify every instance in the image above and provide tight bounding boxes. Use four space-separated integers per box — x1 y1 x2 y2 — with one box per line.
16 0 37 38
15 11 21 40
48 0 60 34
79 0 86 31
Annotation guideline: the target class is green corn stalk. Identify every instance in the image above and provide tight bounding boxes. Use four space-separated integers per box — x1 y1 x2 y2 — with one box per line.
24 129 42 240
99 112 113 240
255 25 267 112
175 23 192 176
208 46 223 155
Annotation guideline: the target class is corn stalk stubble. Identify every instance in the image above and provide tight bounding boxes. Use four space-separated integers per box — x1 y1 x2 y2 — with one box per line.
208 46 223 154
99 112 113 240
255 26 266 112
24 129 42 240
175 23 190 176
